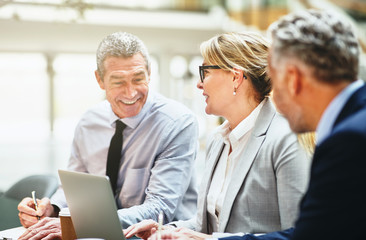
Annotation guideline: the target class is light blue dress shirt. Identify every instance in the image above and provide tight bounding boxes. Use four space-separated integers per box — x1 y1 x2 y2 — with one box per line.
51 91 199 228
316 79 364 145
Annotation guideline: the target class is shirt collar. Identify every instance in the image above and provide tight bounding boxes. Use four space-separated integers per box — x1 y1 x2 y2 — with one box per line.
216 99 265 148
109 91 154 129
316 79 364 145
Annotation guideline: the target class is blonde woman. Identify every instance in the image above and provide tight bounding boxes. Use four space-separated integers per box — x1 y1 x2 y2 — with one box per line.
125 32 310 239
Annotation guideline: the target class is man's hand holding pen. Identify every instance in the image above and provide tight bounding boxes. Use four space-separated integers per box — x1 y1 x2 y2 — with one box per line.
17 196 56 228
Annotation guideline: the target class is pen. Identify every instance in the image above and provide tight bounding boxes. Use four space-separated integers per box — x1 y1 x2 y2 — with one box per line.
31 191 41 220
157 211 163 240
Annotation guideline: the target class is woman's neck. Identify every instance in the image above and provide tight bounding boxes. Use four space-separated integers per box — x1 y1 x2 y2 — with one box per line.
227 98 260 130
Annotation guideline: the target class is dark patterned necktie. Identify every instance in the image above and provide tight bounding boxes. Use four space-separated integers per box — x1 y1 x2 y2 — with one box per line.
106 120 127 195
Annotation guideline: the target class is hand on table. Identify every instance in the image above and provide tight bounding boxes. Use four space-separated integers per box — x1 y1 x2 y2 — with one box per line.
18 217 62 240
124 219 174 240
149 227 211 240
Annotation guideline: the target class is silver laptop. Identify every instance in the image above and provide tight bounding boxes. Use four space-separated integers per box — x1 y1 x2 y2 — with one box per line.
58 169 126 240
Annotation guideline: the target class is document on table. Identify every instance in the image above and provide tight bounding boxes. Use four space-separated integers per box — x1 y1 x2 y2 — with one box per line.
0 226 26 240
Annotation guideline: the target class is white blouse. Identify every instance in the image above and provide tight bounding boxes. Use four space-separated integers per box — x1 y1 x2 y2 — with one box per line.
206 100 264 232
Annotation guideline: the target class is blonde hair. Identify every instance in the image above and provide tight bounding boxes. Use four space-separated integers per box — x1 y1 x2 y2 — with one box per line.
200 32 271 102
297 132 316 157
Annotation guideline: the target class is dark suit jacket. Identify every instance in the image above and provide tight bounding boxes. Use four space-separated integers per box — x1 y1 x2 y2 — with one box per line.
222 84 366 240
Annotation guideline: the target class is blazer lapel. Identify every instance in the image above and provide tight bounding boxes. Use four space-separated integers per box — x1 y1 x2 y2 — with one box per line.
198 139 225 233
218 99 276 232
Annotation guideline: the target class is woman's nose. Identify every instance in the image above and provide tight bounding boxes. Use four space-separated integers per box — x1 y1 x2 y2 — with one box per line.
196 79 203 90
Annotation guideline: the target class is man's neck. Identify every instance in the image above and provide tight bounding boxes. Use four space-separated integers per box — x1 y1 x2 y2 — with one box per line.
306 80 351 131
315 80 363 144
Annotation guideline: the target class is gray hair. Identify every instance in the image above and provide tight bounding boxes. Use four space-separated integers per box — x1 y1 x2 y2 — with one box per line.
269 9 360 83
96 32 151 79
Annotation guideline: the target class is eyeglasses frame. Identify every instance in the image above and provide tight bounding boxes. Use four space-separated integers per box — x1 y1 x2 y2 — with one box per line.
199 65 221 83
199 65 247 83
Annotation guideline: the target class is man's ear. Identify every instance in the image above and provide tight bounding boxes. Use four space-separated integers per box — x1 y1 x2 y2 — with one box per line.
286 64 302 97
95 70 105 90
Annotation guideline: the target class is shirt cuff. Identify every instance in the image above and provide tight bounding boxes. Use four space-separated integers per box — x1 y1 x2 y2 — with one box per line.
212 232 245 238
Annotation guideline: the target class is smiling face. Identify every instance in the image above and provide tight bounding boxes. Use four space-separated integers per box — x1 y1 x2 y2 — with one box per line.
96 54 150 119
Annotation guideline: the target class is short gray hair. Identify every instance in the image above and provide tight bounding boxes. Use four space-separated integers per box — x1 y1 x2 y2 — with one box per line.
96 32 151 79
269 9 360 83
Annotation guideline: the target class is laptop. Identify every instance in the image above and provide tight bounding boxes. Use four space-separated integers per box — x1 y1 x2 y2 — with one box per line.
58 169 126 240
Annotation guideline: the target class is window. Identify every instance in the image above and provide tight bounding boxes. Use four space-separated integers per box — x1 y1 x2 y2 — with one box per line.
0 53 49 190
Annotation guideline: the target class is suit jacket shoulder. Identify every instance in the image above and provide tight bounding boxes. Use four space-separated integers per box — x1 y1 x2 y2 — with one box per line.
292 84 366 240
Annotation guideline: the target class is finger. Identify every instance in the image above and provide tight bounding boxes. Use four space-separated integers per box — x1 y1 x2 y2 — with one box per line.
161 230 182 240
42 233 62 240
43 217 61 229
124 225 136 237
18 197 38 216
23 227 59 240
36 198 51 216
126 225 143 238
19 225 41 240
18 212 39 228
126 220 158 238
36 227 62 240
18 230 29 240
125 223 139 233
19 212 31 228
18 218 53 240
19 218 44 236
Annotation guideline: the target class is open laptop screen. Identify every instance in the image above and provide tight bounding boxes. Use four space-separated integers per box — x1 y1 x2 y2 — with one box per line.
58 169 125 240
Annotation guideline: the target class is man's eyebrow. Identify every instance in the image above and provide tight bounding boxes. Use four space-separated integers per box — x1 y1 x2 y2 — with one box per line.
110 74 125 80
133 71 146 77
109 70 146 79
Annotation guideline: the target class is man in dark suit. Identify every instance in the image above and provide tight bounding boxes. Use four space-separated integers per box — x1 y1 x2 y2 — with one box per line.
224 8 366 240
149 9 366 240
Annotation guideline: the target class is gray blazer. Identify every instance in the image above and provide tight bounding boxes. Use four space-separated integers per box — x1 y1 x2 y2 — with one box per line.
174 98 310 234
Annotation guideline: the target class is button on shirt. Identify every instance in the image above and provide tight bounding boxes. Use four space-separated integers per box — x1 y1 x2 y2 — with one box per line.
206 100 264 232
51 91 199 228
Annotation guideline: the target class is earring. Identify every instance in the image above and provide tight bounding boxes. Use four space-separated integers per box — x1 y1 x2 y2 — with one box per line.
233 87 237 96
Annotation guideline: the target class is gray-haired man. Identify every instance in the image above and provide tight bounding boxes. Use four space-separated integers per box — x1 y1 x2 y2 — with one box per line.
18 32 199 240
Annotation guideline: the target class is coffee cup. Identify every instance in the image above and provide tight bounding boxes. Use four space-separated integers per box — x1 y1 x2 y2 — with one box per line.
59 208 77 240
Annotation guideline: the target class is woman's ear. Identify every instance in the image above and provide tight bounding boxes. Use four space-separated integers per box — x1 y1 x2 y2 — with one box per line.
232 68 245 88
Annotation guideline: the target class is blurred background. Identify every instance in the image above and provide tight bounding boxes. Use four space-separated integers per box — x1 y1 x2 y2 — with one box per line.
0 0 365 192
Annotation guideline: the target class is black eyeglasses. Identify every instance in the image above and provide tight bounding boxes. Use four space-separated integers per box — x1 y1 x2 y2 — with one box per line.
199 65 248 83
199 65 221 83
